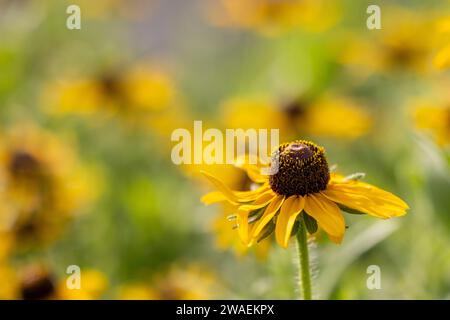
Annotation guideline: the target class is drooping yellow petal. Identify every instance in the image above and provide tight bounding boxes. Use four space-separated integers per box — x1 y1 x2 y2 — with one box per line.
200 171 239 204
234 183 270 200
322 181 408 219
304 193 345 242
201 191 227 205
328 233 343 244
233 158 269 184
238 191 276 211
236 208 250 245
275 196 305 248
250 195 285 240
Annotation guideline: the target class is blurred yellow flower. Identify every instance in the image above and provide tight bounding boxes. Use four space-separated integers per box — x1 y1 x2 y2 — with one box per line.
44 63 178 124
118 265 219 300
414 104 450 147
205 0 341 36
0 125 97 250
57 269 109 300
1 263 108 300
201 140 408 248
47 64 175 113
220 95 372 140
340 8 437 75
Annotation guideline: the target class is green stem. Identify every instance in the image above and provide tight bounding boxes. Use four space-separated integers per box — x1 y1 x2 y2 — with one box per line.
296 215 312 300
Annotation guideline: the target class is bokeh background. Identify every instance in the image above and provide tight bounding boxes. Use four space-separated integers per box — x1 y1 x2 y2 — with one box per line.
0 0 449 300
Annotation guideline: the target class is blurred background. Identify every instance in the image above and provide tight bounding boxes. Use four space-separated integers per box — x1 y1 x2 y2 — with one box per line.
0 0 449 299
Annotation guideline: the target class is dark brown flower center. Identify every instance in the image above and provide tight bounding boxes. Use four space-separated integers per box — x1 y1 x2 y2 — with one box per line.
269 140 330 196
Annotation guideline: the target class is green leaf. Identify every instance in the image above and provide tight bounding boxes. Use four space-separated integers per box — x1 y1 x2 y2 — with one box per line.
257 221 275 243
303 213 318 234
338 205 366 215
290 220 300 238
248 207 266 224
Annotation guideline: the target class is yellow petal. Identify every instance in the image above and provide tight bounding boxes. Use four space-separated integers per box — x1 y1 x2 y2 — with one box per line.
236 208 250 245
328 233 343 244
200 170 239 204
304 193 345 240
245 165 269 184
250 195 285 240
238 191 276 211
275 196 305 248
234 183 270 201
323 181 408 219
201 191 227 205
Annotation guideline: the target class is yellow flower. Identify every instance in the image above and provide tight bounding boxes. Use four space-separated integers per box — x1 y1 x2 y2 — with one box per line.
340 8 437 75
0 125 97 249
43 63 177 125
206 0 341 36
118 265 219 300
2 263 108 300
57 269 108 300
201 140 408 248
220 96 372 140
413 104 450 146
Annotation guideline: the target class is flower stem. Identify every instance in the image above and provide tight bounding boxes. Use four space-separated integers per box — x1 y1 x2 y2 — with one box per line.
296 215 312 300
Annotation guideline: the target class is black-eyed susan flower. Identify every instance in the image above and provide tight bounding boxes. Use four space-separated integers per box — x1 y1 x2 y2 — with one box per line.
0 125 97 250
340 7 437 76
42 62 187 132
202 140 408 247
1 263 108 300
45 64 175 115
220 95 372 141
201 140 408 299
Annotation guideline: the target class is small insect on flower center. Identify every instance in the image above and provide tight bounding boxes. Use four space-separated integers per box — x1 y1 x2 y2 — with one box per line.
269 140 330 196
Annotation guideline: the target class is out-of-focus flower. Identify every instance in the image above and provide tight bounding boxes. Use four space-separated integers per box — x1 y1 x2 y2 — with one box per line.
118 265 219 300
413 103 450 147
0 263 108 300
340 8 437 76
45 63 174 116
201 140 408 247
57 269 109 300
205 0 341 36
433 17 450 69
0 125 97 250
43 63 189 134
220 95 372 141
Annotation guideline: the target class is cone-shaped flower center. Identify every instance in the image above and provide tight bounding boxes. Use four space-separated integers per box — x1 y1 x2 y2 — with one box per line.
269 140 330 196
